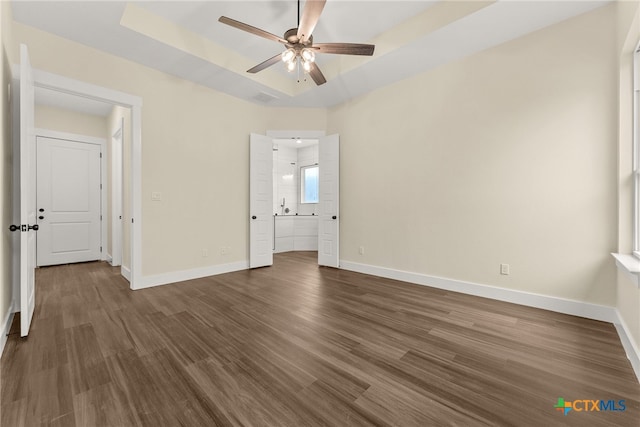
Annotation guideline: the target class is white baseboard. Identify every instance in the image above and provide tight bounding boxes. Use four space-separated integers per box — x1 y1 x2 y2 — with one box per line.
121 265 131 282
0 301 16 358
339 260 618 323
134 260 249 290
614 310 640 383
106 253 113 265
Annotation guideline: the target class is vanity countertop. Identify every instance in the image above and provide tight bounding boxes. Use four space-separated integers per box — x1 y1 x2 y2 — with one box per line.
274 214 318 217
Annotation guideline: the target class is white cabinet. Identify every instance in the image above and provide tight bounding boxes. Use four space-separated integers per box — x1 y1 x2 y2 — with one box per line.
274 217 294 253
293 218 318 251
274 216 318 253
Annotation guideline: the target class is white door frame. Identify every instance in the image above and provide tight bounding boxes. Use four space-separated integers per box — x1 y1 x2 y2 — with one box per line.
111 119 124 267
13 66 143 290
35 129 107 265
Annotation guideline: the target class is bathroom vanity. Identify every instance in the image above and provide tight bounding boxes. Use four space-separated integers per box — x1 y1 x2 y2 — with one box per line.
274 215 318 253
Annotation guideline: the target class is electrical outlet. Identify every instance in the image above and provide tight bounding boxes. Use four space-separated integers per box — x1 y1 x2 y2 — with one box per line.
202 249 208 257
500 263 510 275
359 246 365 255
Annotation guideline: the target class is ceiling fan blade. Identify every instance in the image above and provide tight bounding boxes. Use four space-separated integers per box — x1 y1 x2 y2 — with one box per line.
247 54 282 74
219 16 287 44
297 0 326 43
313 43 375 56
308 62 326 86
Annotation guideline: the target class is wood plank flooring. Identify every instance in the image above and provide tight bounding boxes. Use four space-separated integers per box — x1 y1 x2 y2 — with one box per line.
1 251 639 426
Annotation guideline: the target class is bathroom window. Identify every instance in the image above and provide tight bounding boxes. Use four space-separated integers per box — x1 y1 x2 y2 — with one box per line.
301 165 319 204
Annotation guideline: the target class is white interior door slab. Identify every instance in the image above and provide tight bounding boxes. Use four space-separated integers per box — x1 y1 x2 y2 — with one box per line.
318 134 339 268
111 123 123 267
19 44 37 337
36 137 102 267
249 133 273 268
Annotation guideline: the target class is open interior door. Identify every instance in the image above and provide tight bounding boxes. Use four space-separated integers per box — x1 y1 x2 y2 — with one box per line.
249 133 273 268
318 134 339 267
18 44 37 337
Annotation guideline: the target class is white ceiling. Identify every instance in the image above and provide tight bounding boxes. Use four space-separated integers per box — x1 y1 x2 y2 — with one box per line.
13 1 610 110
274 138 318 149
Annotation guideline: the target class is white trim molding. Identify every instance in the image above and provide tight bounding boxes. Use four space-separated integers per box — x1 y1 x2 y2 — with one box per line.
612 253 640 288
137 261 250 290
34 129 106 146
614 310 640 383
121 265 131 282
339 260 618 323
0 302 16 358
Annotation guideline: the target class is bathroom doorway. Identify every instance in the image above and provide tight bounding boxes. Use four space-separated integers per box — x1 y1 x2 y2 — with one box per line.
249 131 340 269
272 138 319 255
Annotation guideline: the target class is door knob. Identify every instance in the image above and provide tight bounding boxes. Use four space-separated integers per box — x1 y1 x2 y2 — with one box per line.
28 224 39 231
39 208 44 212
332 216 337 220
38 216 44 220
251 215 257 220
9 225 20 232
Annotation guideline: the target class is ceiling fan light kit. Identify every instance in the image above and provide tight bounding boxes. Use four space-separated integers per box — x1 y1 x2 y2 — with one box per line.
281 46 315 75
218 0 375 86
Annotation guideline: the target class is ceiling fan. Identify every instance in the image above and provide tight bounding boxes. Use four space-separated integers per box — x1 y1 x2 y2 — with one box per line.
218 0 375 85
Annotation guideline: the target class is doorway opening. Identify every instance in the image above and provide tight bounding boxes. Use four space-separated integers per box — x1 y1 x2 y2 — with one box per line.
250 131 340 269
32 88 132 281
272 138 320 256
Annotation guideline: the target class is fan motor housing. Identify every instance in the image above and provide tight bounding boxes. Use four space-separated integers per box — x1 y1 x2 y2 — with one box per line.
284 28 313 45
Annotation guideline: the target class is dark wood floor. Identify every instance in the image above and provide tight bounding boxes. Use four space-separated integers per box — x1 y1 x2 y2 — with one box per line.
1 251 639 426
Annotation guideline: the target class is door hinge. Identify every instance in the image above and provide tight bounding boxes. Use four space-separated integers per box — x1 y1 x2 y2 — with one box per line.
100 246 102 252
100 215 102 220
100 184 103 190
100 152 102 158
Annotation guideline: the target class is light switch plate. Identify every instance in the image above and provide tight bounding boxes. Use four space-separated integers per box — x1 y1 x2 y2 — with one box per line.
500 263 510 275
151 191 162 201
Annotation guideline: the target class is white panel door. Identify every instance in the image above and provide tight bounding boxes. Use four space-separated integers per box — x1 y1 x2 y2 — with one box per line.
19 44 37 337
111 123 123 267
36 137 102 266
318 134 339 268
249 133 273 268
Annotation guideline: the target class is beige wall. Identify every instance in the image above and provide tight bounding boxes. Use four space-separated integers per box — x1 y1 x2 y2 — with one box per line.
0 1 14 327
328 5 618 306
11 21 327 277
616 0 640 353
34 105 107 139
